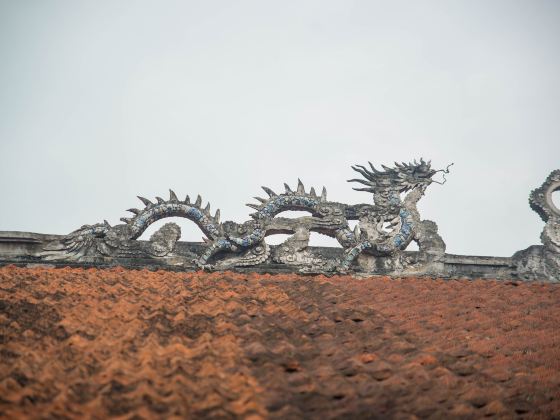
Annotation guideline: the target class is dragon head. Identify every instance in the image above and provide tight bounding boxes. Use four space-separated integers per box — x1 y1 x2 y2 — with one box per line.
348 159 452 195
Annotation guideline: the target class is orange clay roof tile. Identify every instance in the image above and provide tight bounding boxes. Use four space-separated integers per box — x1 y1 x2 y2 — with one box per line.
0 265 559 418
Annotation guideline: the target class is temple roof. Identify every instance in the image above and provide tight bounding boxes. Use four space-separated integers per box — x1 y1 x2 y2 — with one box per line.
0 266 558 418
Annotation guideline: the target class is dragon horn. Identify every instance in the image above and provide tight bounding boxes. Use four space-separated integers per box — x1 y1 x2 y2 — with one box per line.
347 178 373 186
352 165 375 181
352 187 376 193
368 162 382 174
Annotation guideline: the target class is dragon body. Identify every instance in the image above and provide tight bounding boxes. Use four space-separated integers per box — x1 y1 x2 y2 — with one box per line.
513 170 560 281
43 159 451 271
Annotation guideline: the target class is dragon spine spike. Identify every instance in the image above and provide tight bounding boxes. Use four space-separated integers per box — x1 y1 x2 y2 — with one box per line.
254 197 267 203
184 195 190 204
247 203 260 210
205 203 211 213
120 217 132 224
127 208 140 215
310 187 317 197
156 197 165 204
214 209 220 222
321 186 327 201
138 196 153 207
261 186 276 197
297 179 305 194
169 189 178 202
381 164 391 171
195 195 202 207
104 220 111 227
284 183 293 193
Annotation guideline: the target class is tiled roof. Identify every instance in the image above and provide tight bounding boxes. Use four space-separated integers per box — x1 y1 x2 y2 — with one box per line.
0 266 559 418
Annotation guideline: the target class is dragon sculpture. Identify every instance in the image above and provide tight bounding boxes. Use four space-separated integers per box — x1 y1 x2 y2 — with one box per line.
42 159 452 272
513 170 560 280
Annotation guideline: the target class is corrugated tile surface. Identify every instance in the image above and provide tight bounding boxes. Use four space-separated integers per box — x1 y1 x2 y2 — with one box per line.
0 266 559 419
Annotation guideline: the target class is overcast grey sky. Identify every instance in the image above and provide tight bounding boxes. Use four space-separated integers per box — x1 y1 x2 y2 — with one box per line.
1 0 558 257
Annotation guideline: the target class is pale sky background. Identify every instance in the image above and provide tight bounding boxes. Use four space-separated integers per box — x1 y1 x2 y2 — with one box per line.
0 0 558 257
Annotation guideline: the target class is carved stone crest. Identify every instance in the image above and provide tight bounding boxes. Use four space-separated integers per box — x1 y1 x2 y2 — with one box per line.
41 159 452 273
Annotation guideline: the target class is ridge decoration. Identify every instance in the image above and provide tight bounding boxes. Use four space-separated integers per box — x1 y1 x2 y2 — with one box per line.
513 170 560 280
41 159 452 273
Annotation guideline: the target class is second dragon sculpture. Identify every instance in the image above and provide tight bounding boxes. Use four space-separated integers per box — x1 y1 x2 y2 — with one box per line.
42 159 452 272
